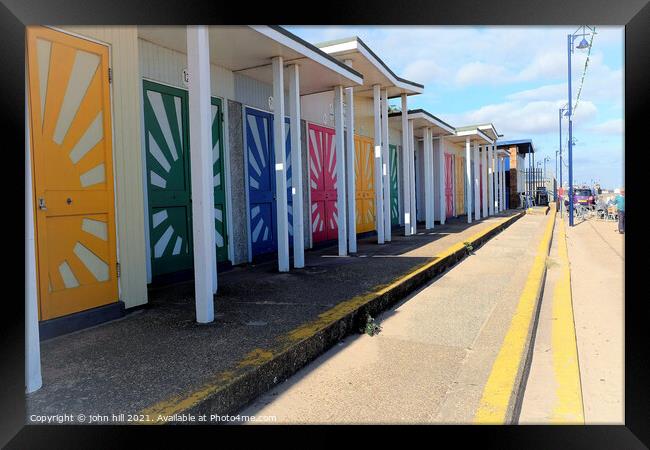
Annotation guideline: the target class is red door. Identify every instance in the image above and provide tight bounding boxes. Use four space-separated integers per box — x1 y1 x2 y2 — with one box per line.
445 153 454 218
309 123 338 243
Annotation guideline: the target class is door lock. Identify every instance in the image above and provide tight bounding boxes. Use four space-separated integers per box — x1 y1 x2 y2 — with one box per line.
66 197 73 205
38 198 47 210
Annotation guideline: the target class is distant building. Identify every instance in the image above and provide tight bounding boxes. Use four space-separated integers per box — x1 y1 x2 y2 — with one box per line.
496 139 535 208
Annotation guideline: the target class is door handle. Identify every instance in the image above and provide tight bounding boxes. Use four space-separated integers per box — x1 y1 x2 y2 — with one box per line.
38 198 47 210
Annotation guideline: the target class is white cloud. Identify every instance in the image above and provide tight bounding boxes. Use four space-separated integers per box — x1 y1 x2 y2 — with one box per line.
506 83 566 102
402 59 448 84
455 62 509 86
443 99 597 136
589 119 623 135
517 50 567 81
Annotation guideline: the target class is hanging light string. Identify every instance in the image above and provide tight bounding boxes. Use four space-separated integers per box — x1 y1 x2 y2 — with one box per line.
572 26 596 115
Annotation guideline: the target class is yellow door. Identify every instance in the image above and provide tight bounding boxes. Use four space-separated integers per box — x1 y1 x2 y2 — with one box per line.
27 27 118 320
455 155 465 216
354 135 375 234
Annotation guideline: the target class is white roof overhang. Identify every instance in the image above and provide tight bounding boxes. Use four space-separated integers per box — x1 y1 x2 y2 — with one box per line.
388 110 455 139
137 25 363 96
447 128 494 146
317 37 423 99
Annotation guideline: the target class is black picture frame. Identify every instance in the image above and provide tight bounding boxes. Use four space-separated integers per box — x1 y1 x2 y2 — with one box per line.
1 0 646 446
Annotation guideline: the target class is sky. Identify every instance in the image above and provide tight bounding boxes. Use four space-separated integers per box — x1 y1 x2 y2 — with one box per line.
286 26 624 190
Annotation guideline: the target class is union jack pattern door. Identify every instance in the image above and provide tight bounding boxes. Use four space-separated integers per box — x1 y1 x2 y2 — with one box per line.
308 123 338 244
445 153 454 218
354 134 375 234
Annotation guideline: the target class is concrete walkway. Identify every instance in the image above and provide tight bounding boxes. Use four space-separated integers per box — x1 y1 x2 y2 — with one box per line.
568 218 624 423
520 217 624 424
27 212 519 423
238 213 551 424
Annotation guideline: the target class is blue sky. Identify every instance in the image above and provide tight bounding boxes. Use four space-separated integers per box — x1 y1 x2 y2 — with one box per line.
286 26 624 189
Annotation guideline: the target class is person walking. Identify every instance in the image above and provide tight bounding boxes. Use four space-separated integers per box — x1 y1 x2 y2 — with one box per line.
615 189 625 234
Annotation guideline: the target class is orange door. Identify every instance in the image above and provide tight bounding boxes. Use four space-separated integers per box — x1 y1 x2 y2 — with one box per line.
27 27 118 320
455 155 466 216
354 135 375 234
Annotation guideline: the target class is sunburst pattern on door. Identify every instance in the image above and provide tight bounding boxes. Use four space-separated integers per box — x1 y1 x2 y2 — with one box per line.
445 153 455 218
354 135 375 234
143 81 192 277
309 123 338 244
27 27 118 320
211 98 228 262
246 108 293 257
455 154 465 216
247 110 275 255
389 144 400 226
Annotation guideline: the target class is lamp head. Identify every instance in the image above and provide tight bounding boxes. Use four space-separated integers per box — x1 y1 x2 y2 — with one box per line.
576 37 590 49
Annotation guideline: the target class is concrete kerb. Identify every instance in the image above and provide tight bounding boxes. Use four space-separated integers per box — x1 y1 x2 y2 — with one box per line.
526 205 551 215
475 206 557 424
141 212 525 423
511 208 556 422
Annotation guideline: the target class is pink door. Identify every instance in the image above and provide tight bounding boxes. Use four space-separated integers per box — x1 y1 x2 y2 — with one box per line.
445 154 454 218
309 123 338 244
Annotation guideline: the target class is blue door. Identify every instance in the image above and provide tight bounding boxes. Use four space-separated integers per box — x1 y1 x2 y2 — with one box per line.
245 107 292 258
285 121 294 241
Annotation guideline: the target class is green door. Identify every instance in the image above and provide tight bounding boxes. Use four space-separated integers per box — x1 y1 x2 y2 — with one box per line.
144 81 192 277
144 81 229 279
390 144 400 225
211 97 228 262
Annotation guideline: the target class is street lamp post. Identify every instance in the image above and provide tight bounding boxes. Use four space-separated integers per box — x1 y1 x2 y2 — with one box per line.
567 25 594 226
543 156 550 181
555 150 559 202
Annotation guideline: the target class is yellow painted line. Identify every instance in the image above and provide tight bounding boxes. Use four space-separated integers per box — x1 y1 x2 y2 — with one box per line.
474 205 556 424
139 214 521 423
550 218 585 423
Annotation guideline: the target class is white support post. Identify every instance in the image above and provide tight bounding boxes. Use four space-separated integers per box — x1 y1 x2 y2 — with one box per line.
409 119 417 235
401 95 411 236
424 127 433 229
429 131 435 229
502 156 507 210
333 85 348 256
438 136 446 225
501 156 505 211
381 88 391 242
372 85 385 244
26 92 42 393
473 142 480 221
187 25 215 322
496 156 502 212
288 64 304 268
271 56 290 272
344 61 356 254
465 137 472 223
482 146 488 218
488 145 495 215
